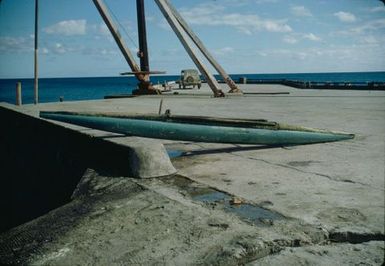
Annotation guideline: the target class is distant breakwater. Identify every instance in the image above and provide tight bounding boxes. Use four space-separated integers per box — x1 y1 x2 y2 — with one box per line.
216 77 385 90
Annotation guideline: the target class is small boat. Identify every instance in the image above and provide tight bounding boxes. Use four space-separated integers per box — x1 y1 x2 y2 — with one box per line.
40 111 354 145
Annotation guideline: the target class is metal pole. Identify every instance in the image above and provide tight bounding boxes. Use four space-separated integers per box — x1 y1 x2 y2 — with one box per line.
16 82 22 106
165 0 242 94
155 0 224 97
158 98 163 115
34 0 39 104
136 0 150 73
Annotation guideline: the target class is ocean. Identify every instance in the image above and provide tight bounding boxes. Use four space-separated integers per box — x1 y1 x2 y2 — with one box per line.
0 72 384 105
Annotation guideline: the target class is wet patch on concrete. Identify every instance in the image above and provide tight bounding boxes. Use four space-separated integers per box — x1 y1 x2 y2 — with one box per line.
192 191 230 203
224 203 284 226
161 175 285 226
167 149 186 159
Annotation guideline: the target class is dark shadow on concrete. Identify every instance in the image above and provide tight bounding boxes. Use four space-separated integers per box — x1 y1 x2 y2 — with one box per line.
180 145 286 157
97 134 126 139
0 169 145 265
0 107 136 233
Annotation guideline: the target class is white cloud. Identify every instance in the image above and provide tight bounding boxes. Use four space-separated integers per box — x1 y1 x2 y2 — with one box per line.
303 33 321 41
334 11 356 23
255 0 278 4
291 6 312 17
282 33 321 44
157 18 172 31
146 16 155 22
369 6 385 12
181 3 225 20
263 49 309 60
357 18 385 31
179 3 292 34
190 13 292 33
80 45 118 56
100 49 117 56
252 43 385 71
0 36 33 53
45 42 83 54
283 35 298 44
159 48 181 57
98 23 110 36
360 36 378 44
53 43 67 54
0 34 87 55
257 51 268 57
213 47 234 56
344 19 385 35
44 20 87 36
41 47 49 54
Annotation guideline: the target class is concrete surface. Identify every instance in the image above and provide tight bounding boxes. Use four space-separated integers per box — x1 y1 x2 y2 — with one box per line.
0 84 384 265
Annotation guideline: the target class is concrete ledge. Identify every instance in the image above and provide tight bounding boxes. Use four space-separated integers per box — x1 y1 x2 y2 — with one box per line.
0 104 176 231
0 104 176 178
125 138 177 178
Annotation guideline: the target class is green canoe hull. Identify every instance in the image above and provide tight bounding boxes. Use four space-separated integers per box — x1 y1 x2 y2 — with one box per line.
40 112 354 145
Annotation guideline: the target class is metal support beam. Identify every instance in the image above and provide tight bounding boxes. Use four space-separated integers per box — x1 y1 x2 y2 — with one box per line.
155 0 224 97
136 0 150 73
34 0 39 104
165 0 242 94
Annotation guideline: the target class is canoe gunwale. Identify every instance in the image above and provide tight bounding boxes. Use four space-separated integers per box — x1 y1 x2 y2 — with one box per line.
39 111 354 138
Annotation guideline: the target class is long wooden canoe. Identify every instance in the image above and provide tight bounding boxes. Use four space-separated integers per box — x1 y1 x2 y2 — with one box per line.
40 111 354 145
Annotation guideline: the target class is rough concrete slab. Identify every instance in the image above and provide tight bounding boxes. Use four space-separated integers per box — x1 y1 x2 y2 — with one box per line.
248 241 385 266
1 84 384 264
0 169 322 265
1 169 382 265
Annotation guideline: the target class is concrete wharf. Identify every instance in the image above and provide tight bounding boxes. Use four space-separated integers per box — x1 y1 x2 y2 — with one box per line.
0 83 384 265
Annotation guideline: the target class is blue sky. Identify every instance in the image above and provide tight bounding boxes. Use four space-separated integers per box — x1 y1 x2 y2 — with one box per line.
0 0 385 78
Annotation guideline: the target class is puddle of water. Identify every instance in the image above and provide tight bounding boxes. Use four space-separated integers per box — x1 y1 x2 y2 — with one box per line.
189 189 284 226
162 175 285 226
192 191 230 202
167 150 185 158
224 203 284 226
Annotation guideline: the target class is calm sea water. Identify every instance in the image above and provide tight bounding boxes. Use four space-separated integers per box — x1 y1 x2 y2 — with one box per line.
0 72 384 104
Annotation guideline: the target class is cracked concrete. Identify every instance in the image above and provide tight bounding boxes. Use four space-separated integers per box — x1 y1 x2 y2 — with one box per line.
1 84 384 264
248 241 384 266
1 170 383 265
229 152 373 188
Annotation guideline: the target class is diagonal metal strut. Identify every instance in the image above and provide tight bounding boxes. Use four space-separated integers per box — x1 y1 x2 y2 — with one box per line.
155 0 225 97
93 0 160 93
93 0 143 81
164 0 242 94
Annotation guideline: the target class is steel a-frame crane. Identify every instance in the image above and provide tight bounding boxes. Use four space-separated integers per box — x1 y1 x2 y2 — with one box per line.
92 0 242 97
